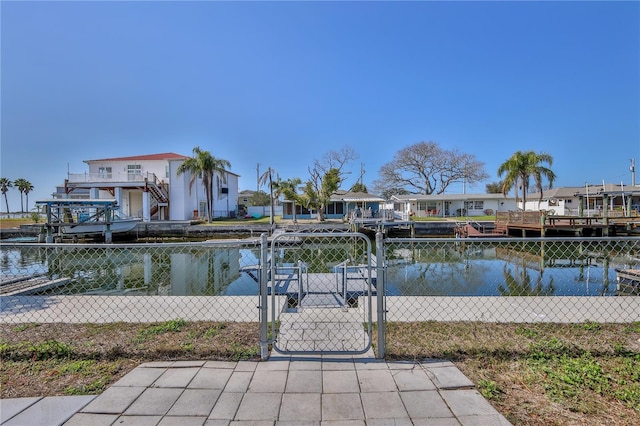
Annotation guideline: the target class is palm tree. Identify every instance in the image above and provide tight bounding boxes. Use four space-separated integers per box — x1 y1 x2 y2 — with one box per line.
14 178 34 212
258 167 278 227
497 151 556 209
176 147 231 223
0 178 13 213
279 177 303 223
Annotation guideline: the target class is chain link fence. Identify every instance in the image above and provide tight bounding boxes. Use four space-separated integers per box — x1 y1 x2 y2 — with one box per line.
1 240 264 324
380 237 639 324
2 236 638 338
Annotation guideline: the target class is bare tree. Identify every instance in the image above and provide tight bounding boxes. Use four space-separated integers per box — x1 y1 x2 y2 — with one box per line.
376 141 488 195
302 146 358 221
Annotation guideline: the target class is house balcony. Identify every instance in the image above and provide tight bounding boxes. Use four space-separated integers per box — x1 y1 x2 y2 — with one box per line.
65 172 169 205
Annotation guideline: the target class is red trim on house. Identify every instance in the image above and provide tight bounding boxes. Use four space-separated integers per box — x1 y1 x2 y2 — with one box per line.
85 153 189 162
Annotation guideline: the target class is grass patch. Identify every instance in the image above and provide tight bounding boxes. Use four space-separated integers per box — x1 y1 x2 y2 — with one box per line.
385 322 640 424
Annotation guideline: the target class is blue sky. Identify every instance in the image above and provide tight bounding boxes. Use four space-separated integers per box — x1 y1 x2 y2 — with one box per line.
1 1 639 212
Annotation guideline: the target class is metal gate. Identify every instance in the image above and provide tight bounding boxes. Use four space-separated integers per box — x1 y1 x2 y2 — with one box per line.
259 232 375 355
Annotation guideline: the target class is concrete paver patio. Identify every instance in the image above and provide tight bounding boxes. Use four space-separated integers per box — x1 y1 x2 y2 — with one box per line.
1 351 512 426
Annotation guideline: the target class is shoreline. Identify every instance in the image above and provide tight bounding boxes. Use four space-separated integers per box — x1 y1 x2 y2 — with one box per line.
0 219 473 240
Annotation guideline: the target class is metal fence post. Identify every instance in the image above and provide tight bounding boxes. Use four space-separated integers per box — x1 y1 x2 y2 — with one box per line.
375 231 386 358
259 233 269 360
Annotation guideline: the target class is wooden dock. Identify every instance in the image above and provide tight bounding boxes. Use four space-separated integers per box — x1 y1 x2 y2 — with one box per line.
616 269 640 295
1 275 72 296
496 211 610 237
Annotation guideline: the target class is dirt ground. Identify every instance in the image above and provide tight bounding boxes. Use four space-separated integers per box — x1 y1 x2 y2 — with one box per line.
1 322 639 425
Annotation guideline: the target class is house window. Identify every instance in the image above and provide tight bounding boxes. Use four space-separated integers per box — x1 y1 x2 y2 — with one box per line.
326 202 342 215
165 166 169 179
417 201 437 213
465 201 484 210
98 167 112 179
127 165 142 181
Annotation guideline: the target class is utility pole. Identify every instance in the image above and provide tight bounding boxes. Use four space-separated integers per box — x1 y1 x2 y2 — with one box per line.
256 163 260 192
631 158 636 187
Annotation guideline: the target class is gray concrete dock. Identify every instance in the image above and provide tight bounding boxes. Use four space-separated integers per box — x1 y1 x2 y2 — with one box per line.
1 351 512 426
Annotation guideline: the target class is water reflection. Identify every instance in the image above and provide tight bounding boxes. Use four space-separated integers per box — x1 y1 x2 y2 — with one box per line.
1 246 260 296
384 241 624 296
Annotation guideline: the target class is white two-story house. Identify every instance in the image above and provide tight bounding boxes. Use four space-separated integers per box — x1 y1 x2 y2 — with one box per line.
60 153 239 221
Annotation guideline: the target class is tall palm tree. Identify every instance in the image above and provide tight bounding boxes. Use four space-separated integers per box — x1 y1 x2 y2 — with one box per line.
0 178 13 213
258 167 278 227
279 177 302 223
176 147 231 223
497 151 556 209
14 178 33 212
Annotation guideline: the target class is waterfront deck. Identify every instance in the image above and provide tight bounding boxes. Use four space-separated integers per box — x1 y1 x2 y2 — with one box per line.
496 211 611 237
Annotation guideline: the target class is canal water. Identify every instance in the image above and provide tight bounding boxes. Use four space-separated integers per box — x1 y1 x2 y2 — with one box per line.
2 241 635 297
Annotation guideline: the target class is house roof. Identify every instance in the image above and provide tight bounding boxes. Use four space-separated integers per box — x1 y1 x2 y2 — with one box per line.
338 191 384 202
86 153 190 163
391 193 514 202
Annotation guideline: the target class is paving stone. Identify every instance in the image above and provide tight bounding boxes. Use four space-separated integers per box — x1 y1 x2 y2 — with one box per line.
322 370 360 393
322 358 355 371
259 358 290 370
276 421 320 426
411 418 462 426
420 359 454 369
172 360 206 368
139 361 175 368
208 392 244 420
0 397 41 423
224 371 254 392
386 361 422 370
354 359 388 370
204 361 238 369
234 361 258 372
114 415 163 425
279 392 321 421
81 386 146 414
399 391 454 419
2 396 95 426
285 369 322 393
204 420 231 426
289 358 322 370
158 415 209 425
440 389 500 417
247 370 287 393
112 367 166 387
321 393 364 421
167 388 222 417
458 414 513 425
319 421 365 426
189 368 234 389
153 367 200 388
124 387 184 416
356 369 397 392
63 412 120 426
391 369 436 391
360 392 409 419
366 418 414 426
426 366 474 389
235 392 282 421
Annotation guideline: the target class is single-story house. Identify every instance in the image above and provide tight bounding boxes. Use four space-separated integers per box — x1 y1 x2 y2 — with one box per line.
391 193 518 218
282 190 384 220
56 152 239 222
525 184 640 216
